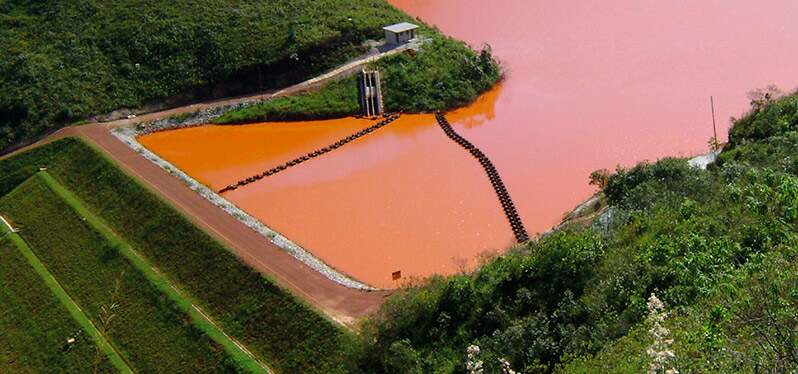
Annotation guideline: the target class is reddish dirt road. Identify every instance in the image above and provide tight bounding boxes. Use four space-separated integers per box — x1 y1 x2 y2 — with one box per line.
6 125 390 325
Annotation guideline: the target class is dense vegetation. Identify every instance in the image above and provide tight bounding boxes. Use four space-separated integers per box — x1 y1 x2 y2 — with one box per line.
215 36 501 124
0 139 354 372
0 236 115 373
215 76 360 123
352 90 798 373
376 39 500 113
0 176 240 372
0 0 421 151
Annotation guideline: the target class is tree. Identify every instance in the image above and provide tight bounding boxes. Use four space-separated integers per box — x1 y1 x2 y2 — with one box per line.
747 85 783 111
589 168 611 189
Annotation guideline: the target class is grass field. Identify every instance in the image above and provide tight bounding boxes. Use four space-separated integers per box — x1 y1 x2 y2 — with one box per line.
36 171 270 373
0 232 119 373
0 138 355 372
0 176 242 373
45 139 357 373
0 223 131 373
0 166 36 196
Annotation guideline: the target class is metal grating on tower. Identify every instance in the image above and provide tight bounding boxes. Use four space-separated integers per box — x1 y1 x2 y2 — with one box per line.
359 69 383 117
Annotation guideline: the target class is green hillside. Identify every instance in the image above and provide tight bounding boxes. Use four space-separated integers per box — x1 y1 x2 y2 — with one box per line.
0 138 355 373
0 235 118 373
353 92 798 373
213 36 501 124
0 0 499 151
0 176 244 372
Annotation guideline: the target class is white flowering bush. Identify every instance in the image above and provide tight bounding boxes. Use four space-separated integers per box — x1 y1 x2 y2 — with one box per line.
466 345 484 374
646 293 678 374
466 345 520 374
498 357 518 374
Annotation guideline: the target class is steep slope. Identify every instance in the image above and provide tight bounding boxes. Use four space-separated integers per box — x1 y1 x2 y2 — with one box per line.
354 92 798 373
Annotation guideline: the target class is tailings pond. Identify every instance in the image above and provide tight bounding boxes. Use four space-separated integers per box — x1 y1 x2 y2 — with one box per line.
140 1 798 288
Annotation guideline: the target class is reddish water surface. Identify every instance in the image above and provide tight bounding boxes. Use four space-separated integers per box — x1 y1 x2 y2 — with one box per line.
141 1 798 287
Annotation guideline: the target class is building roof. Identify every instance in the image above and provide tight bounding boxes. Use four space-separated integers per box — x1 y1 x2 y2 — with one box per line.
383 22 419 33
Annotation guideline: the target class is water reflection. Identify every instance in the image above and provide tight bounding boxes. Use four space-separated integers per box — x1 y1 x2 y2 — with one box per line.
448 83 502 129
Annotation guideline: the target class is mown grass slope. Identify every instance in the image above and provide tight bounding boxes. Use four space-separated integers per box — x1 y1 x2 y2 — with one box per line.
0 235 116 373
0 0 416 150
354 91 798 373
36 170 267 372
0 176 240 373
0 138 355 373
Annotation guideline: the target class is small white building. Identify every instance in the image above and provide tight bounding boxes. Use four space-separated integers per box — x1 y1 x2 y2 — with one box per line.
383 22 419 46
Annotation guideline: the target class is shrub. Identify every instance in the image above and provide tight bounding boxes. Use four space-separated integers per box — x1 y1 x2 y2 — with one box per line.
214 77 360 124
589 169 611 189
717 131 798 174
728 89 798 145
359 92 798 372
378 39 501 112
603 158 714 210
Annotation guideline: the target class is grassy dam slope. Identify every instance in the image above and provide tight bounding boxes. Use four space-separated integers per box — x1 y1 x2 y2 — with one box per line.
1 176 241 372
36 170 270 372
0 233 121 373
0 138 354 373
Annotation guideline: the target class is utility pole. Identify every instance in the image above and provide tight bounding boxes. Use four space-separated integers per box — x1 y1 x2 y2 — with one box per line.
710 96 719 151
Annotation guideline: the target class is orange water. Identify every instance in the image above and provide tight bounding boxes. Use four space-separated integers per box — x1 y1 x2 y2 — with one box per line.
141 1 798 288
141 91 509 287
139 117 375 190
